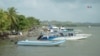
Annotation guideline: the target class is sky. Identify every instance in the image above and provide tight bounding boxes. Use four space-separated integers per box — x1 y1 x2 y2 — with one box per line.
0 0 100 23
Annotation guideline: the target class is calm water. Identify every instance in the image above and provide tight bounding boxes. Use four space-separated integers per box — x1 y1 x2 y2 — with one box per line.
0 27 100 56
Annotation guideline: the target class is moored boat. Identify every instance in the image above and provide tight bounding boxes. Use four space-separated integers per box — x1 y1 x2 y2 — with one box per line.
17 40 65 46
52 35 90 40
40 25 91 41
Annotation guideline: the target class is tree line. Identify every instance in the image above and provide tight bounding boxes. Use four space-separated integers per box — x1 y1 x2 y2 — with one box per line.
0 7 40 39
41 20 100 27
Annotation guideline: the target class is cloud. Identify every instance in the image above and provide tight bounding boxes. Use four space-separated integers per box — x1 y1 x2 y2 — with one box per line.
52 0 100 4
0 0 100 23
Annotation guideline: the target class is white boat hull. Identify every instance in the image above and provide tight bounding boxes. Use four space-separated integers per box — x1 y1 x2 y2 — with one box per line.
17 40 65 46
52 34 91 40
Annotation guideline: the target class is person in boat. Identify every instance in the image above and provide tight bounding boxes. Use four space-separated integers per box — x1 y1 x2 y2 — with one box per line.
37 28 50 40
59 32 64 36
37 34 43 40
58 27 64 36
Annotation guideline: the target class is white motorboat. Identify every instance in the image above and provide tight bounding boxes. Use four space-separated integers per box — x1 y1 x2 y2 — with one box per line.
41 25 91 41
52 33 91 40
17 40 65 46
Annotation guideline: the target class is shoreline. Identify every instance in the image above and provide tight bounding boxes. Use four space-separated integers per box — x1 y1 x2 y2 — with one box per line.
0 27 41 45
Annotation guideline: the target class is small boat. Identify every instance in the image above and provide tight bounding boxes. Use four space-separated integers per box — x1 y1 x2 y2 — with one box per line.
41 25 91 41
17 40 65 46
38 33 91 41
39 32 91 41
52 35 89 40
51 33 91 40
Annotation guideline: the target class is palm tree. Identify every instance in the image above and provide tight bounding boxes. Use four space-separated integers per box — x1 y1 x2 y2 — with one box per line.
6 7 19 32
0 9 11 39
0 9 10 32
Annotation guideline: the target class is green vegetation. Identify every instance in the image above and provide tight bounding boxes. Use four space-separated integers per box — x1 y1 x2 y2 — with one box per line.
41 20 100 27
0 7 99 40
0 7 40 39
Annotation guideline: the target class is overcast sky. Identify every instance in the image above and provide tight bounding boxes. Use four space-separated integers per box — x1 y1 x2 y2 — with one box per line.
0 0 100 23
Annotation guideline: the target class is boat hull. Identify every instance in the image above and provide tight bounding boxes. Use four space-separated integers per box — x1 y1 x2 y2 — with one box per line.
52 34 91 40
17 40 65 46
